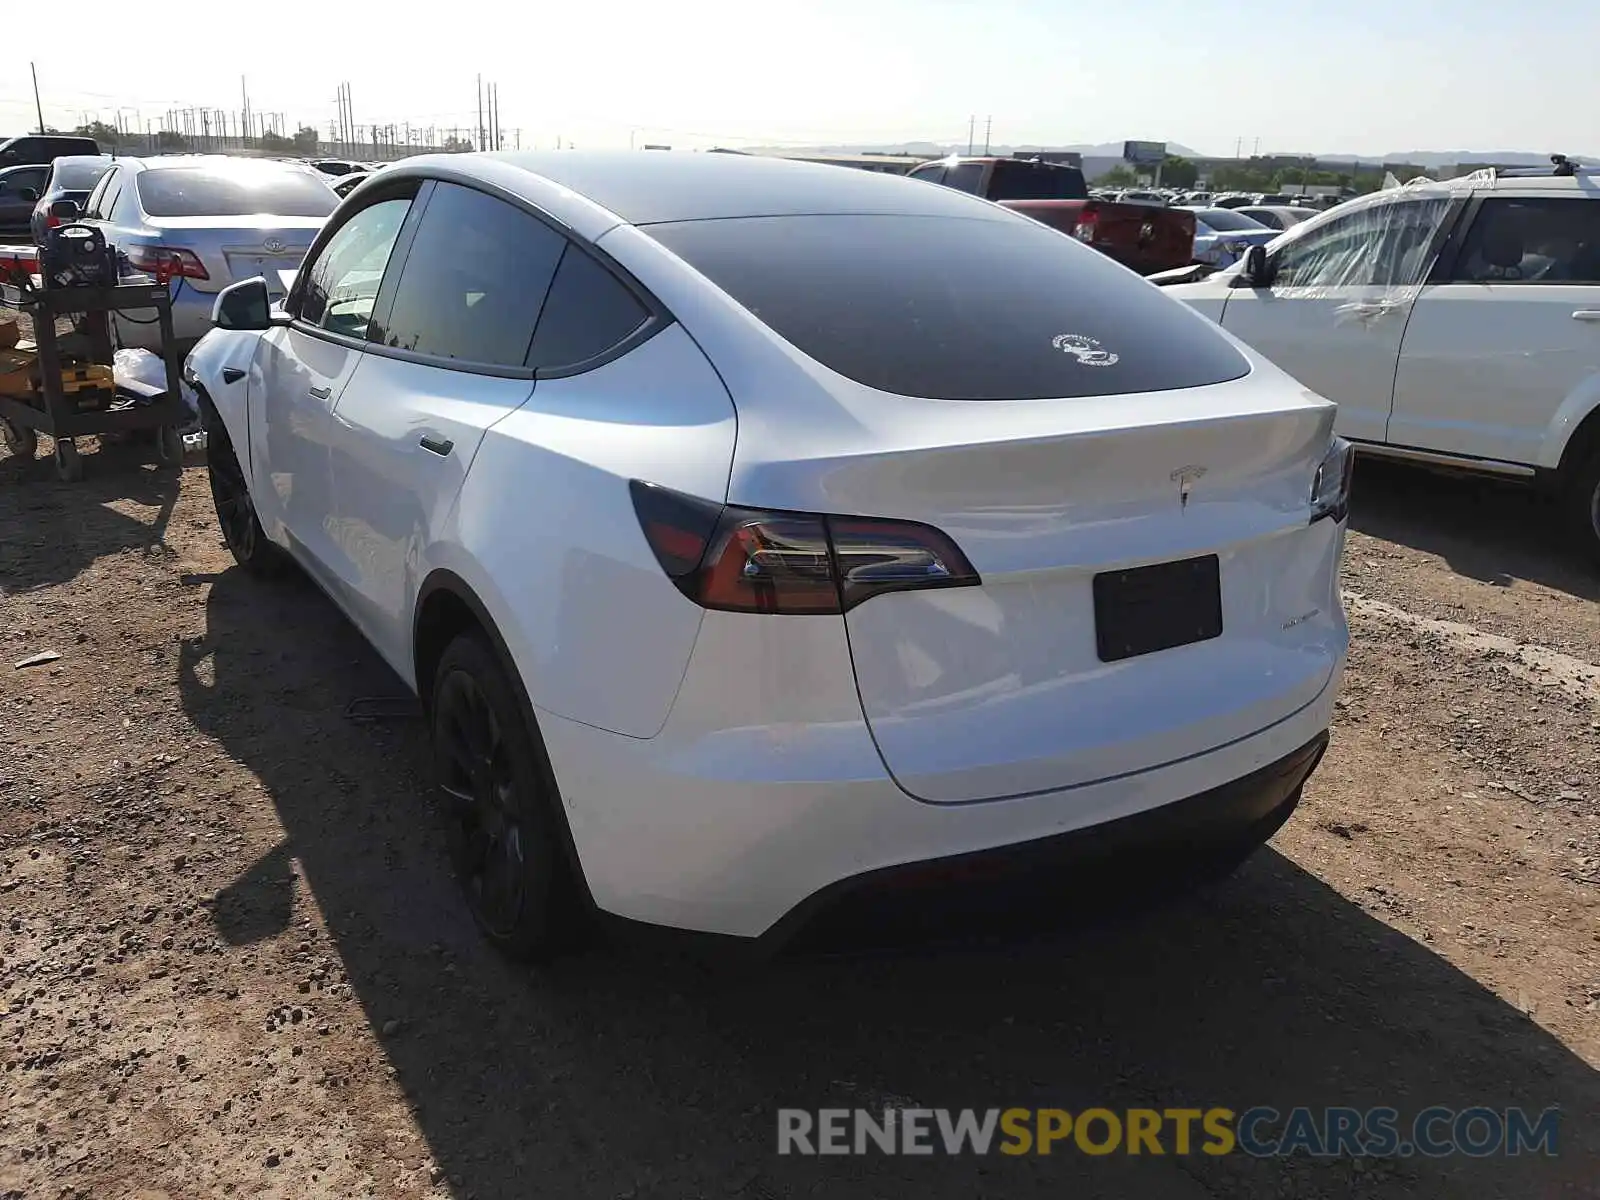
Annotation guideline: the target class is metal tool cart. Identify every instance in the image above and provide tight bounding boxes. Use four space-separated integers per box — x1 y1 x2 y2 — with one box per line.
0 226 188 482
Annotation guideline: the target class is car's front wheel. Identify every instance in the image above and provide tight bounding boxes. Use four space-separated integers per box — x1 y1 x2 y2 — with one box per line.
431 631 584 960
201 395 288 576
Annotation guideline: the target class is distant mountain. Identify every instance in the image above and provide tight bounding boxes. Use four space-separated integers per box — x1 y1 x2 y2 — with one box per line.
743 140 1202 159
744 142 1593 169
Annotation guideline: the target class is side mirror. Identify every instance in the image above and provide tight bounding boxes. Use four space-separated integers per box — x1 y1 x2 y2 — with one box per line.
18 187 39 203
49 198 79 221
213 277 286 331
1231 244 1273 288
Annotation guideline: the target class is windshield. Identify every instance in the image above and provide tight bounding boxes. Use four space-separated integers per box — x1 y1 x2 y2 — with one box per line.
1191 208 1266 232
135 166 338 218
648 213 1249 401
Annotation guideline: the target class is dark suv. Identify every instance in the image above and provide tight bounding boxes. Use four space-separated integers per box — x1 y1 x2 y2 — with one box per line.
0 135 101 168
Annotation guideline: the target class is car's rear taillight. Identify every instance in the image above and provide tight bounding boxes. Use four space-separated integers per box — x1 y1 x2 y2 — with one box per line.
1073 208 1099 244
124 246 210 282
629 481 980 614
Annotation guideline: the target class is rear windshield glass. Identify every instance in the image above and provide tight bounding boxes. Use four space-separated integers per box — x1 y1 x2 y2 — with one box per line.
135 167 338 218
647 214 1249 400
1193 208 1264 232
52 160 110 190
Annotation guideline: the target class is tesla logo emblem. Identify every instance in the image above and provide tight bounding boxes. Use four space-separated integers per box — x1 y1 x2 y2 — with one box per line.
262 237 286 254
1171 464 1207 510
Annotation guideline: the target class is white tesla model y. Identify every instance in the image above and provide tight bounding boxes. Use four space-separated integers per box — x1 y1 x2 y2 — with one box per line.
185 150 1351 958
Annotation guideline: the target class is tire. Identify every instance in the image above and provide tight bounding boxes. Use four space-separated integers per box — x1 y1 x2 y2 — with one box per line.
53 438 82 482
431 631 584 960
1 418 38 460
1567 451 1600 566
201 397 289 576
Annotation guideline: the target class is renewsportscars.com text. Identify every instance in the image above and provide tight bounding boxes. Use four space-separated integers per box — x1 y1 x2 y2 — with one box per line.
777 1106 1560 1158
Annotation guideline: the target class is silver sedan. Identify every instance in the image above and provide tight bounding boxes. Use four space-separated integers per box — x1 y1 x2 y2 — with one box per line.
71 155 338 351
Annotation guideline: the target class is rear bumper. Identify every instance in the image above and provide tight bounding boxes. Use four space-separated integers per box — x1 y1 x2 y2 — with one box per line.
109 283 213 351
765 730 1326 953
537 611 1342 943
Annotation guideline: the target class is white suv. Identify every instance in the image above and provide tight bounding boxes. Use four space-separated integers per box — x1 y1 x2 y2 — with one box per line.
185 151 1350 958
1166 166 1600 559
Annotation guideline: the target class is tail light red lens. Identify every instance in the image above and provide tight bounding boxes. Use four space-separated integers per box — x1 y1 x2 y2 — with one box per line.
629 481 980 614
1073 208 1099 244
124 246 210 282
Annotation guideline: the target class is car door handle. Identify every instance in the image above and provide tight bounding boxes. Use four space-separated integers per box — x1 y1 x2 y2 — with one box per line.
307 385 332 399
419 435 454 457
1572 311 1600 322
221 367 245 384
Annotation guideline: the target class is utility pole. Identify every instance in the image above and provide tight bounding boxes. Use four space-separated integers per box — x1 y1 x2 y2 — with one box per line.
30 62 45 133
983 115 992 155
477 75 484 151
966 115 974 155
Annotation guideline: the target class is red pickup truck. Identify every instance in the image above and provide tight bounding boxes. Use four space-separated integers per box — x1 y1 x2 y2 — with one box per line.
906 156 1196 276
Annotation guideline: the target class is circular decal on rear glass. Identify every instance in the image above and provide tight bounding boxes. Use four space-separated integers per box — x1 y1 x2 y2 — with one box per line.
1052 333 1119 367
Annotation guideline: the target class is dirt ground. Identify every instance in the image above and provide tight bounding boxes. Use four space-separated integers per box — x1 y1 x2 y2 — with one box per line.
1 442 1597 1200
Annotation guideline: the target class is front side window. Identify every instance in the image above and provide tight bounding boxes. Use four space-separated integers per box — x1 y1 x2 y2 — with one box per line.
647 213 1249 401
1450 198 1600 285
907 164 946 186
1271 196 1450 290
298 196 414 337
377 182 566 367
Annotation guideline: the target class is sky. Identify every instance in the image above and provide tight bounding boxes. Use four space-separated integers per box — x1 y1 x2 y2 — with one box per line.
4 0 1598 158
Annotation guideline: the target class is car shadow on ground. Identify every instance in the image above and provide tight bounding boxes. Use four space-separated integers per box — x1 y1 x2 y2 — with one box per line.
182 568 1600 1200
0 443 182 595
1348 459 1600 601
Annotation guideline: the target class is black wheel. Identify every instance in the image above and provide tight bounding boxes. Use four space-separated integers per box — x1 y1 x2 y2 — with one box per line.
432 632 583 960
1 418 37 460
155 423 184 465
201 397 288 576
53 438 82 482
1569 451 1600 566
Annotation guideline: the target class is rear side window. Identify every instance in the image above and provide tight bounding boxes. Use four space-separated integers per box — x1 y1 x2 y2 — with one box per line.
1450 198 1600 285
526 246 650 371
134 167 338 218
379 182 565 367
647 213 1249 400
941 162 985 193
989 159 1087 201
93 169 123 220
